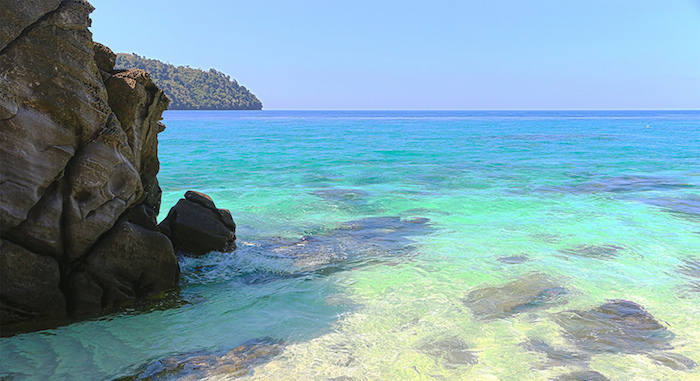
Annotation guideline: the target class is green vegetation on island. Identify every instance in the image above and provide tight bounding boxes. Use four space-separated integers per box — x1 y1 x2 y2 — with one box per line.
115 53 262 110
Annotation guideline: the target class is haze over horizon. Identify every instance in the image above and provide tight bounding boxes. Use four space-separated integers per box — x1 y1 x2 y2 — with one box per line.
90 0 700 110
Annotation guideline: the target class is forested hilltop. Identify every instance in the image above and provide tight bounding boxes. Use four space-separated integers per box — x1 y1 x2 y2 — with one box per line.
115 53 262 110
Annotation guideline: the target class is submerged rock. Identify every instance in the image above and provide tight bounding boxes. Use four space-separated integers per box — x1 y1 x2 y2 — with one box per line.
247 216 431 281
463 273 568 321
553 300 673 354
639 196 700 220
159 191 236 256
545 176 694 194
116 337 283 381
558 244 623 260
647 352 696 371
419 337 478 367
497 255 530 264
312 188 369 203
521 339 590 368
552 371 610 381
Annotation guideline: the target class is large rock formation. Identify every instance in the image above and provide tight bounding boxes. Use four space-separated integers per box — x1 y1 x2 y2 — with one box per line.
0 0 179 327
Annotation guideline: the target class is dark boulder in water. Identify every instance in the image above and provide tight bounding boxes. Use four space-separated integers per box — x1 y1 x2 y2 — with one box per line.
553 300 674 354
419 337 478 368
545 176 694 194
552 370 610 381
558 244 624 260
462 273 568 321
159 191 236 256
116 337 283 380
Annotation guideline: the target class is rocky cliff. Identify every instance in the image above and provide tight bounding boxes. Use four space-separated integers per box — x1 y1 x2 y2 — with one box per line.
0 0 181 328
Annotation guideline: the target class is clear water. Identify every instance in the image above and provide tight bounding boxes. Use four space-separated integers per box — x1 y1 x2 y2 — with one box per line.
2 110 699 380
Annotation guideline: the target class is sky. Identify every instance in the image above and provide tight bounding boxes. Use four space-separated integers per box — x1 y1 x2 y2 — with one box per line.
89 0 700 110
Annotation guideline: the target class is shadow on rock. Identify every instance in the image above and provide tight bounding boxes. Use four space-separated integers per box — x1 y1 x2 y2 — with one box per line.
543 176 694 194
114 337 283 381
553 300 696 371
463 273 568 321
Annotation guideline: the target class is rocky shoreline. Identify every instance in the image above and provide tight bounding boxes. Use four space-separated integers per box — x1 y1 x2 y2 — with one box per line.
0 0 235 333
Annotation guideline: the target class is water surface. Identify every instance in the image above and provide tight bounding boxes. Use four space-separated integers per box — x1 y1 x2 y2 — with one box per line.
2 110 699 380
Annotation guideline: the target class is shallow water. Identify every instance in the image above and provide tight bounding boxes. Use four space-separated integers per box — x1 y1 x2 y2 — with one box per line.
2 110 699 380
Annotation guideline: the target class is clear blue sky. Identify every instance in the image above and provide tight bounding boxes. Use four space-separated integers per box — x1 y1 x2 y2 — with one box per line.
89 0 700 110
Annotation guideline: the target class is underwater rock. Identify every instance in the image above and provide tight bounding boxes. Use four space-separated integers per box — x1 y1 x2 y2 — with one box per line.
256 216 430 278
552 370 610 381
419 337 478 367
497 255 530 264
116 337 283 380
558 244 623 260
312 188 369 202
545 176 694 194
182 216 432 287
159 191 236 256
553 300 673 354
462 273 568 321
647 352 696 371
639 196 700 220
521 339 590 367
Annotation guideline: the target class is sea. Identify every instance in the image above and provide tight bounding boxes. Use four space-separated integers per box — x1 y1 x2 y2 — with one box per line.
1 110 699 380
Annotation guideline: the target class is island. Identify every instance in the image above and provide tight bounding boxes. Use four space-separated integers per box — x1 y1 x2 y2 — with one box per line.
115 53 263 110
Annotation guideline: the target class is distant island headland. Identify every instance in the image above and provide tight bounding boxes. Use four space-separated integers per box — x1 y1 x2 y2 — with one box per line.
115 53 263 110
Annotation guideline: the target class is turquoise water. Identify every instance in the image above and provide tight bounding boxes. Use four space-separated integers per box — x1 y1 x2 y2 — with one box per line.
2 110 700 380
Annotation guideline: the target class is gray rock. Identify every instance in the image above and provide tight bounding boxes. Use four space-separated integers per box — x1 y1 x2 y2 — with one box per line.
0 240 65 324
159 192 236 256
463 273 568 321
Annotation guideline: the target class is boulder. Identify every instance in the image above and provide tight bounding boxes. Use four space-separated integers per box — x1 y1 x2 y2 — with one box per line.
0 240 66 324
159 191 236 256
66 219 179 315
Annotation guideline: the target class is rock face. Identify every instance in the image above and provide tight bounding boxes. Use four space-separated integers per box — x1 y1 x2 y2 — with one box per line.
159 191 237 256
0 0 179 327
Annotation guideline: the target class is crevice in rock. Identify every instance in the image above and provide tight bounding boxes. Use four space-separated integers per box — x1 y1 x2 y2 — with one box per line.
0 2 64 56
